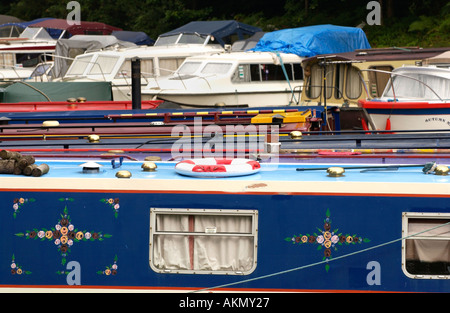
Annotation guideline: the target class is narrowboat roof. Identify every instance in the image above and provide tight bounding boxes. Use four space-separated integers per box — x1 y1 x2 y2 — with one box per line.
2 160 449 189
424 51 450 66
302 47 450 65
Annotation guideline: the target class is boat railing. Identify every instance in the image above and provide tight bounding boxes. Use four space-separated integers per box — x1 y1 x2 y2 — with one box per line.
146 67 180 90
289 85 303 105
359 68 446 102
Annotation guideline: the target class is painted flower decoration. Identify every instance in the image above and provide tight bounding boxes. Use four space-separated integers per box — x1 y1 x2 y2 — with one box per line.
97 255 118 276
15 206 112 265
11 254 31 275
101 198 120 218
12 197 35 218
285 208 370 272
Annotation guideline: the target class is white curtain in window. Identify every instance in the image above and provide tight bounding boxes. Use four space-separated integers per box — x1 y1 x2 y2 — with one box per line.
345 66 362 99
140 59 154 77
159 58 184 76
193 215 253 272
406 220 450 262
153 214 190 270
152 214 254 272
0 53 14 68
307 64 322 99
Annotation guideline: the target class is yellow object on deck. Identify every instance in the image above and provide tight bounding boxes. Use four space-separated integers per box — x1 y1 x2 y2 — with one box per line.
251 110 311 124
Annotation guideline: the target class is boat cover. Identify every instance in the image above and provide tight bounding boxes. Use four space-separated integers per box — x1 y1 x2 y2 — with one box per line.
232 32 266 51
112 31 154 46
52 35 136 77
0 15 22 25
0 81 113 102
0 18 56 38
251 24 371 57
158 20 262 46
30 18 121 36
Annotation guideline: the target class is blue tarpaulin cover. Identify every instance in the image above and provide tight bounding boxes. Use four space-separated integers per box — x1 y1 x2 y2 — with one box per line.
251 24 371 57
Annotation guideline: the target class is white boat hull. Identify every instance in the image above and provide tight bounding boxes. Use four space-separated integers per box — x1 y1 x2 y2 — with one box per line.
142 89 300 107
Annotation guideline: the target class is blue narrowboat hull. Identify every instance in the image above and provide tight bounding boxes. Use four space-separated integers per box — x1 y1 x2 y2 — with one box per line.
1 160 449 292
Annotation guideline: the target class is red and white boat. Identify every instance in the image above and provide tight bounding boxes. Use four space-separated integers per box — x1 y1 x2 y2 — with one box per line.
358 64 450 132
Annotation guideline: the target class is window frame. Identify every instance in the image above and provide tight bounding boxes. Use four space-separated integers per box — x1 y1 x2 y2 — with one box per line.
345 65 362 99
402 212 450 279
149 208 259 275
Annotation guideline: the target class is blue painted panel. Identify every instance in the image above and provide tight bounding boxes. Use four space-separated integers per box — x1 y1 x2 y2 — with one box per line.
1 190 449 292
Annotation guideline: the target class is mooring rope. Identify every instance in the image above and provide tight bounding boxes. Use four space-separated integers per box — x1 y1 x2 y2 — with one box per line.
191 220 450 293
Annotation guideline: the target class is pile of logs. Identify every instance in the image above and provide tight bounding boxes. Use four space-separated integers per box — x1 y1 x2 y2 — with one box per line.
0 150 49 177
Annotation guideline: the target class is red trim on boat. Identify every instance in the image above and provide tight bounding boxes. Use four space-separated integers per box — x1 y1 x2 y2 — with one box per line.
358 99 448 109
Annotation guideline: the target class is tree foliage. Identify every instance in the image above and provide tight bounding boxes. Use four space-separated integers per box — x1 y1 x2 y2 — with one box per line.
2 0 449 47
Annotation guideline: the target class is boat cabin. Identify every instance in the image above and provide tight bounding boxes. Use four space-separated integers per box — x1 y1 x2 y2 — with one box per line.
143 51 304 107
62 21 261 101
300 47 450 108
0 27 55 70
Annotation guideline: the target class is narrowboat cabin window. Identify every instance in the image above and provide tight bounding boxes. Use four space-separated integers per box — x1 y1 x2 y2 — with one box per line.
345 66 362 99
149 208 258 275
402 213 450 279
324 66 334 99
367 65 393 98
305 64 322 99
334 64 346 99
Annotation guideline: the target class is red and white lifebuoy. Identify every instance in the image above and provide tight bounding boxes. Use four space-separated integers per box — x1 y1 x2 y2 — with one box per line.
175 158 261 177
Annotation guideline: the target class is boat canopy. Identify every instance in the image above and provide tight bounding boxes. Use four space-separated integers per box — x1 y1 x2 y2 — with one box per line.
156 20 261 46
52 35 137 78
251 24 371 57
111 31 154 46
232 32 266 51
382 66 450 101
30 18 122 38
0 18 55 38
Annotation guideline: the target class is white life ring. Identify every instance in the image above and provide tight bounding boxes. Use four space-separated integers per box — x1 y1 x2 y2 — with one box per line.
175 158 261 177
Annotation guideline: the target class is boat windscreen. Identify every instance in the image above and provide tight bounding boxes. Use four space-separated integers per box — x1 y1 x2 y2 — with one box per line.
19 27 53 40
154 34 179 46
88 55 120 75
177 33 208 44
65 55 94 76
201 63 232 75
177 62 202 75
155 33 208 46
